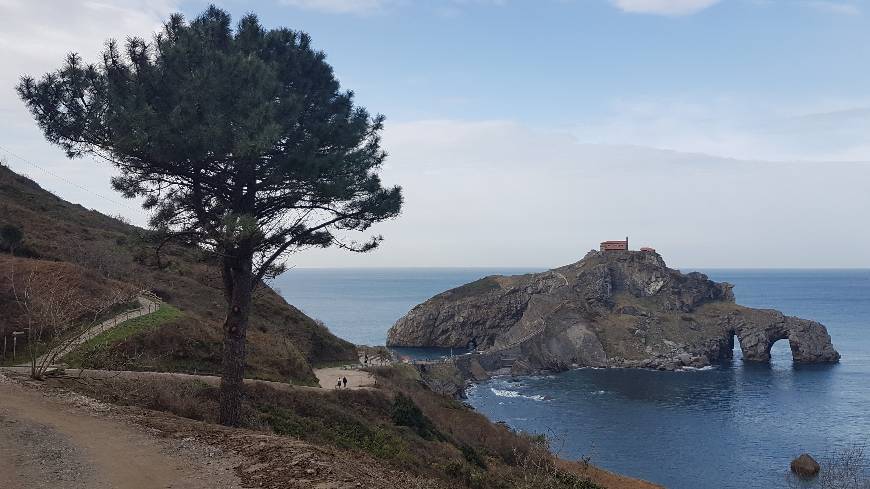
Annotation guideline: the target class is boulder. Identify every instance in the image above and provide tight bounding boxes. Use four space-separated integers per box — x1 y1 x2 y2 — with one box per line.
790 453 821 478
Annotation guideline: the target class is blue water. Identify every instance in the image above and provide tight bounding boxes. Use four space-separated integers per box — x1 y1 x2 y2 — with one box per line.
272 268 870 489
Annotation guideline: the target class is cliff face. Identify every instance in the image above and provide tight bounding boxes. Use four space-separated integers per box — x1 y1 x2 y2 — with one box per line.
387 250 840 373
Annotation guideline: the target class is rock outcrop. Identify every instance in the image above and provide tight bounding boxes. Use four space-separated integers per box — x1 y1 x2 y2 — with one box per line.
387 250 840 375
790 454 821 479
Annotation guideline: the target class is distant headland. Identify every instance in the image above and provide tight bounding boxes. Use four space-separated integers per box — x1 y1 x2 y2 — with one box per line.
387 242 840 380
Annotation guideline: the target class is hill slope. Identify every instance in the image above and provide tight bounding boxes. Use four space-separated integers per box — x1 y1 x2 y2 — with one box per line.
0 163 356 384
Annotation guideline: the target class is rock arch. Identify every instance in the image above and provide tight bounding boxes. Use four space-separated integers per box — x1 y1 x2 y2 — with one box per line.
733 310 840 364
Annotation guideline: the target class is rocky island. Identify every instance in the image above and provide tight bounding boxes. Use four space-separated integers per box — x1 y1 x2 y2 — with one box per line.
387 249 840 377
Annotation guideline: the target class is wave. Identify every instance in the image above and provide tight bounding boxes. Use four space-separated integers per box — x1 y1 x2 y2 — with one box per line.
490 388 548 401
679 365 716 372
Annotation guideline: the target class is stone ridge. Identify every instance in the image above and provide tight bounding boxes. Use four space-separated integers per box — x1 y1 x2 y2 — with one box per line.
387 250 840 375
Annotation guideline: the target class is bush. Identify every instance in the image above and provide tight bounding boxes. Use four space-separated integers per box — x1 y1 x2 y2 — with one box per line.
0 223 23 254
391 392 440 440
462 443 488 469
260 404 407 460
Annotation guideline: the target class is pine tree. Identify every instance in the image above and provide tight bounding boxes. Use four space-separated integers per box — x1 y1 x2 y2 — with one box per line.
17 5 402 426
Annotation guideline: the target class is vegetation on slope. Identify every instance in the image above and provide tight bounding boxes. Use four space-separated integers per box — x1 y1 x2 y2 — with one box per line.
0 164 356 383
55 364 615 489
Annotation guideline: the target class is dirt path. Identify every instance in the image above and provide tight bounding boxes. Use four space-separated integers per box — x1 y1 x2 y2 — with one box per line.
3 364 376 393
1 366 323 393
54 295 160 360
19 295 160 369
0 377 242 489
313 366 375 390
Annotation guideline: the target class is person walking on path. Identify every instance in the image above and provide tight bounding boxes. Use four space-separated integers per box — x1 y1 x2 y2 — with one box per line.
336 377 342 389
342 376 348 388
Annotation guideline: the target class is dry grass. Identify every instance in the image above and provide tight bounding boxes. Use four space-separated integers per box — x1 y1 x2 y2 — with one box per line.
52 368 619 489
0 256 134 346
0 165 356 383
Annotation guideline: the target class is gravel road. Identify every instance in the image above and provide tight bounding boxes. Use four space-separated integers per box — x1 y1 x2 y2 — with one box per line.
0 374 242 489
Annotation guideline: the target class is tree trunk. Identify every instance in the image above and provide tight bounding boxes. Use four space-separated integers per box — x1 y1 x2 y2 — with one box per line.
218 250 254 426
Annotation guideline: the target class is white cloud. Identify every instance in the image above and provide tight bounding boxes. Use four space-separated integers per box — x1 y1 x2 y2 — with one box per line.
0 0 175 226
288 119 870 268
610 0 720 15
570 97 870 162
804 1 861 15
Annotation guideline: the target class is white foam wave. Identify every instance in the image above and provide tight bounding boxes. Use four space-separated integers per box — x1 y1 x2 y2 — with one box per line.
491 388 547 401
679 365 716 372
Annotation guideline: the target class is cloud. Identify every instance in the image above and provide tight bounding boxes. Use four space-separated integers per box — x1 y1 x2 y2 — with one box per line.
610 0 720 15
279 0 394 14
569 96 870 162
286 119 870 268
0 0 175 226
803 1 861 15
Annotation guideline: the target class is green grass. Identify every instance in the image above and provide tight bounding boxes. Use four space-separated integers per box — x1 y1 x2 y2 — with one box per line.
0 300 141 367
445 276 500 300
64 303 182 365
260 404 409 461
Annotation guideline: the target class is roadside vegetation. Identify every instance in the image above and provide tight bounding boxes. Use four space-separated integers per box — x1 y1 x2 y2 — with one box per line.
52 363 606 489
0 163 357 385
64 303 183 368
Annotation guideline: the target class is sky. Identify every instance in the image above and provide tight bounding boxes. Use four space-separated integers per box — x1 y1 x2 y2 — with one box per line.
1 0 869 268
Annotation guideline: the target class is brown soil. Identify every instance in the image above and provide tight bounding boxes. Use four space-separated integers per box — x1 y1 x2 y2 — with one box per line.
314 366 375 389
558 460 665 489
0 372 446 489
0 375 242 489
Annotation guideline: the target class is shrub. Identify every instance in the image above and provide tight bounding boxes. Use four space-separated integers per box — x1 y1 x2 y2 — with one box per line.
260 404 407 460
462 443 488 469
391 392 440 440
0 223 23 254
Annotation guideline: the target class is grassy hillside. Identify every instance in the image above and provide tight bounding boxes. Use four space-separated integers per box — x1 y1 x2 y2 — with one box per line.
50 364 663 489
0 164 356 384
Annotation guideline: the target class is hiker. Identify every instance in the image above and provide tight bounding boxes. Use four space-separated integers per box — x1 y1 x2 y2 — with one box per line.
364 353 369 365
336 377 342 389
342 376 348 388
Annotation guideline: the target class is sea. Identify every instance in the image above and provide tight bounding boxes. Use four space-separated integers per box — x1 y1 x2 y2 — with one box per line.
272 268 870 489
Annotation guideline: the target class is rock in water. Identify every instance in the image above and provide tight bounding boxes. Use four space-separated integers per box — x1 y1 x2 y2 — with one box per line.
387 250 840 375
790 454 821 478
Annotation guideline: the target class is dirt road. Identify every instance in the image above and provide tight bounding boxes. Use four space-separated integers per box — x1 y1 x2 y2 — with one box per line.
0 376 242 489
314 366 375 390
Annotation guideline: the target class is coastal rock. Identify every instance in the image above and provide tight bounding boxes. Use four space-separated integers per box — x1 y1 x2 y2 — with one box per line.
387 250 840 376
790 454 821 478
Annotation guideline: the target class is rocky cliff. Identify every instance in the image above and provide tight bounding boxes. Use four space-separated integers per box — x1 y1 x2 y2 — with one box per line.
387 250 840 374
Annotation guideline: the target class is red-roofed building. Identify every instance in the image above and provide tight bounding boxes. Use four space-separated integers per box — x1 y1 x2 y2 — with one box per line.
600 237 629 252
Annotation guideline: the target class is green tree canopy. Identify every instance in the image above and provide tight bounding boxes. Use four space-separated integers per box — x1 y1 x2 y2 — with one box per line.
17 5 402 425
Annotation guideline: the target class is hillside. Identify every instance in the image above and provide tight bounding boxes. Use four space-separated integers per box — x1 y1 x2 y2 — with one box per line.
0 164 667 489
0 163 356 384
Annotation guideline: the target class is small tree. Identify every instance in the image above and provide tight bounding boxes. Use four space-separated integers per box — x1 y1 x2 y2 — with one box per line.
0 224 23 256
10 262 133 379
17 6 402 425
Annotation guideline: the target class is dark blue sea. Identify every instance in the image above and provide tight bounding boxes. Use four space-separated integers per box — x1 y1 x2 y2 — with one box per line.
272 268 870 489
